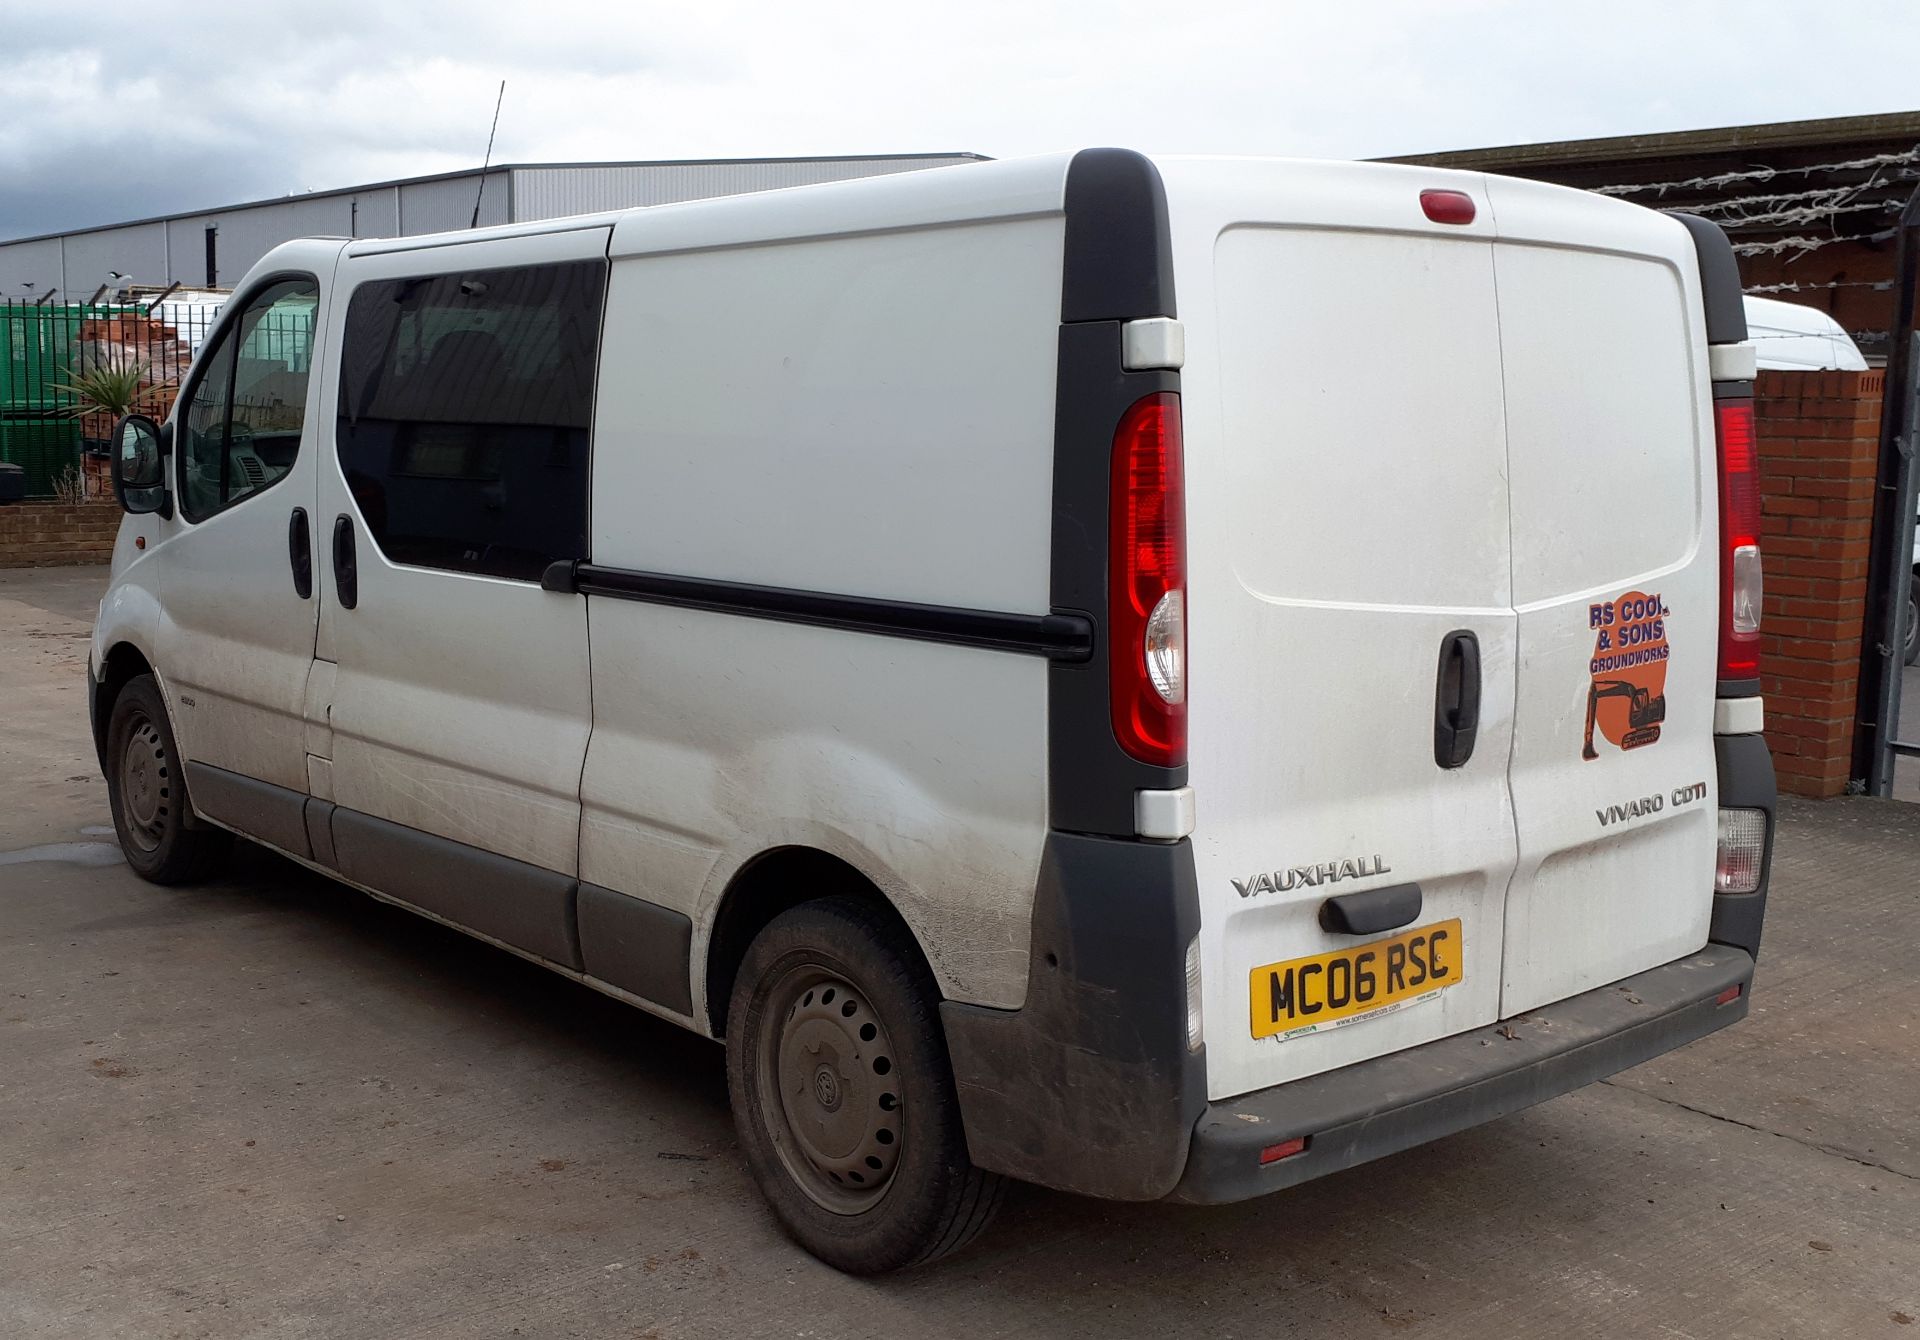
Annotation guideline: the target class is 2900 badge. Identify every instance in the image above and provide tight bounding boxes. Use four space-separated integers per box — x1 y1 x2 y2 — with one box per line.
1249 919 1464 1041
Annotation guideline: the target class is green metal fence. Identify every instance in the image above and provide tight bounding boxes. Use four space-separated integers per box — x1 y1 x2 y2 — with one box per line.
0 300 214 497
0 418 82 498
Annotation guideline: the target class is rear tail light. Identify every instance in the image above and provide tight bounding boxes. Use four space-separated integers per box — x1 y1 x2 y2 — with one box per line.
1714 396 1762 679
1184 936 1204 1052
1110 392 1188 766
1715 807 1767 893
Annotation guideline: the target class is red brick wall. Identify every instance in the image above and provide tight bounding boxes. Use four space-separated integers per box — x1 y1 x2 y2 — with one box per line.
1755 368 1883 797
0 501 122 568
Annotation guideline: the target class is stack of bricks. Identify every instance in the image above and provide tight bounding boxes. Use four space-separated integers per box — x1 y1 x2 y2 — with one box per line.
0 501 123 569
1754 367 1884 797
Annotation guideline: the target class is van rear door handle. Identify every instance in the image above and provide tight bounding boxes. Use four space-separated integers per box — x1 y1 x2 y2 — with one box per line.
288 507 312 599
332 514 358 611
1321 883 1423 936
1434 629 1481 769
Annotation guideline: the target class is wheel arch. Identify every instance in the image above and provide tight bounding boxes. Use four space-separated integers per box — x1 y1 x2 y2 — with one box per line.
702 846 933 1038
91 640 158 774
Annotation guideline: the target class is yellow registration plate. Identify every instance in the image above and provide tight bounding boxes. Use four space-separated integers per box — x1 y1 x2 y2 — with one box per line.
1249 919 1464 1041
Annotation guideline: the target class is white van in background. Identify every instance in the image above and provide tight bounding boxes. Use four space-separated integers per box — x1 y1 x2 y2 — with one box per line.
1740 295 1916 663
1743 294 1869 372
90 151 1776 1273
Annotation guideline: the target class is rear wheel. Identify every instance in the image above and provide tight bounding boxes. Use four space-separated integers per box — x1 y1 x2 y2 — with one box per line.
105 674 231 884
725 896 1004 1273
1903 574 1919 667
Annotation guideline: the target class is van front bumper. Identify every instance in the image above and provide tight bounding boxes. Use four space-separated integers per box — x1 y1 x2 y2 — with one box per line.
1168 943 1754 1204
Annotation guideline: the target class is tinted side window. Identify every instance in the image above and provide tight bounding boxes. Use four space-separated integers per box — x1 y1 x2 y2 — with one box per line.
180 278 319 521
336 260 606 582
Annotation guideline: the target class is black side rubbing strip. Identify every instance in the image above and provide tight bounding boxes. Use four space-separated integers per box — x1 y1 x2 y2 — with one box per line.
303 798 338 871
184 762 312 861
1668 214 1749 345
331 808 582 971
573 564 1094 661
577 883 695 1016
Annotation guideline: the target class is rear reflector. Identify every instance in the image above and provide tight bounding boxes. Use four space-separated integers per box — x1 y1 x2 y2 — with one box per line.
1259 1137 1308 1165
1716 807 1767 893
1714 397 1762 679
1184 936 1205 1053
1109 393 1188 767
1715 984 1744 1007
1420 189 1476 225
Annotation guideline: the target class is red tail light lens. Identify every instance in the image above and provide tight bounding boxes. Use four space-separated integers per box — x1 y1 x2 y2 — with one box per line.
1714 396 1762 680
1110 392 1187 767
1419 189 1477 225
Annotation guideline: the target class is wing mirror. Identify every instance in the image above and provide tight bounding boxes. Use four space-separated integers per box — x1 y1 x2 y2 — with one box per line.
110 414 172 518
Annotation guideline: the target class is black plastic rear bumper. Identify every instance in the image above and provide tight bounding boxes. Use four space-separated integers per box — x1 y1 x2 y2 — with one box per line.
1168 943 1753 1204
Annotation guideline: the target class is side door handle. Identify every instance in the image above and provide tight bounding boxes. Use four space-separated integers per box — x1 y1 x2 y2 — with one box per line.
332 514 358 611
1434 629 1481 769
288 508 312 599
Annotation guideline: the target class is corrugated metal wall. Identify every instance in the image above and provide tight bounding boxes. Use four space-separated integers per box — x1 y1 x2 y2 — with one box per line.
508 155 982 219
0 237 64 299
0 158 978 302
397 171 510 236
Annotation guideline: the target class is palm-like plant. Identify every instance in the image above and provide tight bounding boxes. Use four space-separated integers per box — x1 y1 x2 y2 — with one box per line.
51 358 175 420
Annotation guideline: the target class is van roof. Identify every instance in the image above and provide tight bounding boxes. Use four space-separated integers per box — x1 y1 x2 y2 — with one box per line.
330 152 1520 263
1743 294 1868 371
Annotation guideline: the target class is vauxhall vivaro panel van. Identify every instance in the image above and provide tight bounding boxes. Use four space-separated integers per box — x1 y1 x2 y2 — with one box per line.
91 150 1775 1272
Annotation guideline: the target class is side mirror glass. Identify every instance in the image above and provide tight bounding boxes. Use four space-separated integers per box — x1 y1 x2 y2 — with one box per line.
111 414 171 517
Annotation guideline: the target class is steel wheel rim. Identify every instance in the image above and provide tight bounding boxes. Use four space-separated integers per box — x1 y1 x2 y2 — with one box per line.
118 713 171 854
755 965 904 1215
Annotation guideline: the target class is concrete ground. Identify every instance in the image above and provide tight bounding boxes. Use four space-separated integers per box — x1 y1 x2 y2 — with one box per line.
3 564 1916 1339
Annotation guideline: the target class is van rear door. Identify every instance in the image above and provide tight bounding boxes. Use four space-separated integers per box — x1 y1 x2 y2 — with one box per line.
1175 162 1520 1101
1487 179 1721 1015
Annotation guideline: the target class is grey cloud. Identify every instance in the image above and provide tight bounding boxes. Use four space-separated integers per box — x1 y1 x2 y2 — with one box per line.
3 0 1914 242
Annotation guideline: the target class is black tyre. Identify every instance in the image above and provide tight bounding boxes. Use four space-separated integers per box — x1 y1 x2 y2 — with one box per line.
725 896 1005 1273
1904 574 1919 667
104 674 232 884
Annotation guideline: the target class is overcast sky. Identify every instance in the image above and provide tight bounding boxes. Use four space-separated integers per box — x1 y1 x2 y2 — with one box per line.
4 0 1918 240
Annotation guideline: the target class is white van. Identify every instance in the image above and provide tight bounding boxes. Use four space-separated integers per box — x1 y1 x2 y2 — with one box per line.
1744 293 1869 372
90 150 1775 1273
1739 295 1919 664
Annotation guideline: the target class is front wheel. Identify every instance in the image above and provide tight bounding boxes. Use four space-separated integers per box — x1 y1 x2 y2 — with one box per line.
725 897 1004 1273
105 674 231 884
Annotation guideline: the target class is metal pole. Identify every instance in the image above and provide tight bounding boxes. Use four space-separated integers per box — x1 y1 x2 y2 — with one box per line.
1870 333 1920 791
1858 184 1920 794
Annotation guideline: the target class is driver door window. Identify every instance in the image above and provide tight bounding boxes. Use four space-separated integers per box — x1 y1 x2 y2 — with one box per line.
179 278 319 521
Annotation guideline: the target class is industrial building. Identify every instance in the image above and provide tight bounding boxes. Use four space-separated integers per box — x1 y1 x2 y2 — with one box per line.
0 154 986 302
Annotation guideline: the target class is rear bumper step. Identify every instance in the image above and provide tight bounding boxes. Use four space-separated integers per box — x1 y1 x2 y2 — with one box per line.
1169 943 1753 1204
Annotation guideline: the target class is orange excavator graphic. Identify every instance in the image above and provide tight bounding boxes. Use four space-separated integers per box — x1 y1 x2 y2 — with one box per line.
1581 679 1666 760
